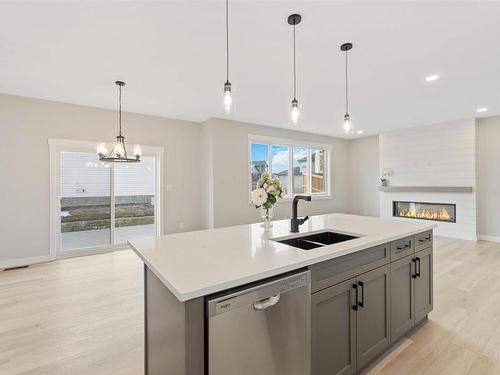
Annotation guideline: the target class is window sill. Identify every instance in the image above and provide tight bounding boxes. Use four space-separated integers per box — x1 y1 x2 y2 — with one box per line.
248 194 332 206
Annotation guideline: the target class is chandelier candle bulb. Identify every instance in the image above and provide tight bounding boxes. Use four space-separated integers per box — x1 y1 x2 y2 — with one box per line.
97 143 108 156
133 145 142 158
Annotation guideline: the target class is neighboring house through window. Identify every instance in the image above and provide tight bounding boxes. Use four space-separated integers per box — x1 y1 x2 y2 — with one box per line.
249 135 330 200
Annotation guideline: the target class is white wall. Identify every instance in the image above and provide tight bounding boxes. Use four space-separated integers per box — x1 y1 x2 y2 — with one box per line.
347 136 380 217
0 94 202 266
476 116 500 241
201 118 350 228
379 119 477 240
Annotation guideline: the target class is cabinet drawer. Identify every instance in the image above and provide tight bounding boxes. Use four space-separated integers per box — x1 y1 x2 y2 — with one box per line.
390 236 414 261
415 230 433 253
310 243 390 294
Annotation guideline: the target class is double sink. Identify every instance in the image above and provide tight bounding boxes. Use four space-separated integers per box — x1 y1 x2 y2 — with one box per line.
273 230 359 250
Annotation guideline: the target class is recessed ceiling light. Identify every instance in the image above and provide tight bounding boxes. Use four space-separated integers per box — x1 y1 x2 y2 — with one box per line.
425 74 439 82
477 107 488 113
356 130 364 134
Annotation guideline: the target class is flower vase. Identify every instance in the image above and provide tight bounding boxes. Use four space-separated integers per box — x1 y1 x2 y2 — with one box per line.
260 205 274 228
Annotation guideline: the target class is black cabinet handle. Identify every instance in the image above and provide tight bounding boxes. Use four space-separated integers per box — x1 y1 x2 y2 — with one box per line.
352 284 358 311
419 236 431 243
416 257 421 277
397 244 410 251
412 258 418 278
358 281 364 308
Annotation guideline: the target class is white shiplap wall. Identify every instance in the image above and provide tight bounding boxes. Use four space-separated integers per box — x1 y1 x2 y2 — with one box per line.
379 119 477 240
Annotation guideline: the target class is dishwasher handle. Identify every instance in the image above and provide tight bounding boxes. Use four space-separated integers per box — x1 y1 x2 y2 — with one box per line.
253 294 281 311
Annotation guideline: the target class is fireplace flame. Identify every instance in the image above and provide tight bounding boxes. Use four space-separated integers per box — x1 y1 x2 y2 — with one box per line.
398 208 451 221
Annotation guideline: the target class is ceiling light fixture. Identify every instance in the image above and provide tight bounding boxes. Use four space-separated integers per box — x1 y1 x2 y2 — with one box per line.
356 130 364 134
288 13 301 125
222 0 233 114
341 42 353 134
425 74 439 82
477 107 488 113
97 81 141 163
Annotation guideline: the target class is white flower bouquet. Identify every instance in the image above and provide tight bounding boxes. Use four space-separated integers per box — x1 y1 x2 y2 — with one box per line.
251 172 284 209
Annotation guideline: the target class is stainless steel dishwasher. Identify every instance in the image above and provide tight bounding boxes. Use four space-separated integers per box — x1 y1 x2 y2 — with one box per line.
206 270 311 375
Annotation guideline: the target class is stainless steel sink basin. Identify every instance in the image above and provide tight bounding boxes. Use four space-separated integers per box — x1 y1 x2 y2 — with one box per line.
274 230 359 250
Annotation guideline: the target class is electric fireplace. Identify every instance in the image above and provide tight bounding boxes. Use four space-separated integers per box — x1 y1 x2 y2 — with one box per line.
393 201 456 223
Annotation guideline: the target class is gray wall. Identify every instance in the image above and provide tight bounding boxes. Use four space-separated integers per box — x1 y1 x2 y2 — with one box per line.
476 117 500 240
0 94 202 264
201 118 350 228
347 136 380 217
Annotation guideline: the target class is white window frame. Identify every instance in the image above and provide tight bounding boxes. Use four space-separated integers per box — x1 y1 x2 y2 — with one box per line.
48 138 164 259
248 134 332 203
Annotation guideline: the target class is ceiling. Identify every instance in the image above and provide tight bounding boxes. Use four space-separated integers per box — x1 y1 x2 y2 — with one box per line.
0 1 499 138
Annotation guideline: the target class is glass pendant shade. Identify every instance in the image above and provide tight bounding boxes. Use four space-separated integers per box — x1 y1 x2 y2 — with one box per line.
291 99 300 125
223 81 233 114
344 113 352 134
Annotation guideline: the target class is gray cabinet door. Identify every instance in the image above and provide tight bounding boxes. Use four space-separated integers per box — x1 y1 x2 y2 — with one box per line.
390 255 415 342
415 247 433 323
311 278 357 375
356 265 391 370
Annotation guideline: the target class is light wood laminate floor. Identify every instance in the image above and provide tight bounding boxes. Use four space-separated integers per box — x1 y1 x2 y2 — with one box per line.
1 236 500 374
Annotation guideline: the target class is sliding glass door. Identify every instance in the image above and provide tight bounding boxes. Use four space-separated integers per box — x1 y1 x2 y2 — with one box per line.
113 156 156 244
60 151 112 251
52 141 162 257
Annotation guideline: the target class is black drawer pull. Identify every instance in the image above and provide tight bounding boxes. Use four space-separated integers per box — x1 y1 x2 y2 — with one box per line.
358 281 364 308
416 257 421 277
396 244 410 251
419 236 431 243
412 258 418 278
352 284 358 311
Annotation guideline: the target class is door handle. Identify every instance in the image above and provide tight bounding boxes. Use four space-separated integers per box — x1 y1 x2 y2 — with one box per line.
352 284 358 311
253 294 281 311
412 258 418 278
358 281 364 308
416 257 421 278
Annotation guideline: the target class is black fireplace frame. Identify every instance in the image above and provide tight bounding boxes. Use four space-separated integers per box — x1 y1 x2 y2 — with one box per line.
393 200 457 223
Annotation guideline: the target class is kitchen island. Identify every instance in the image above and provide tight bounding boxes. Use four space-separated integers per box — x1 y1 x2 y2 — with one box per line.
129 213 435 375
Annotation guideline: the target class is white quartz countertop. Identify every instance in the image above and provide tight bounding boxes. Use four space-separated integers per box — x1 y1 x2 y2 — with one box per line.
128 214 435 302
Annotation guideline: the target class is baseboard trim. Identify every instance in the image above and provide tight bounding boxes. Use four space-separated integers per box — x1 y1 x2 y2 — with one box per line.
434 231 477 241
477 234 500 243
0 255 53 270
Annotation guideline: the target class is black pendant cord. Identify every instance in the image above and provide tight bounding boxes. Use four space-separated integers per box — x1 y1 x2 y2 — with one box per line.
293 23 297 101
225 0 229 83
118 84 122 137
345 49 349 115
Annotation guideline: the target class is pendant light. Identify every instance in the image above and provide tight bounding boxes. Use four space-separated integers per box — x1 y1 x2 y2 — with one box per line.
97 81 141 163
288 13 301 125
341 43 353 134
222 0 233 114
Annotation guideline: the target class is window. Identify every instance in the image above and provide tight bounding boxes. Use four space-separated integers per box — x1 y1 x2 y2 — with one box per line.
249 136 330 199
50 139 163 258
293 147 309 194
272 145 289 196
311 149 326 193
251 143 269 190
